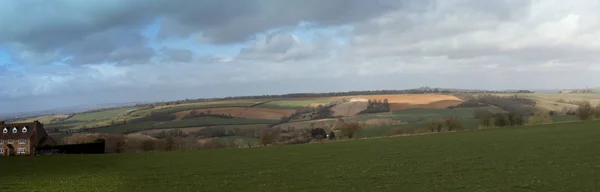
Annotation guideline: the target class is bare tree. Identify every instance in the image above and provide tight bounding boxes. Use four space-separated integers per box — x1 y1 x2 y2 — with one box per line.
576 101 593 120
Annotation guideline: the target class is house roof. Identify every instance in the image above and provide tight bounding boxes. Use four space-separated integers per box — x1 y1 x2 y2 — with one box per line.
0 121 42 140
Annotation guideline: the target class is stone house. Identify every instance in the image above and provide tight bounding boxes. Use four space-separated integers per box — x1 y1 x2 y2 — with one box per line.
0 121 56 156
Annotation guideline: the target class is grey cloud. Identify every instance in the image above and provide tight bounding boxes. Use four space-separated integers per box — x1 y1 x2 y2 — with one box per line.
0 0 406 65
164 48 194 63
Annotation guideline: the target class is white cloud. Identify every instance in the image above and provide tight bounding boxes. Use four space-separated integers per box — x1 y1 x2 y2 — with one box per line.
3 0 600 112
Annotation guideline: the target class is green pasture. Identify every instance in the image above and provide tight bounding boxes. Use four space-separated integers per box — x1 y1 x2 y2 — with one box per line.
2 121 600 191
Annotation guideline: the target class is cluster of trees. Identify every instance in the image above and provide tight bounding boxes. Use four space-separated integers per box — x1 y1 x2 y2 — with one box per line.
359 99 391 114
427 117 463 132
311 105 334 120
473 109 525 127
574 101 600 120
184 110 234 120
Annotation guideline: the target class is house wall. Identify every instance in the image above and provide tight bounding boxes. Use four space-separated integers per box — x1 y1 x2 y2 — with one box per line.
0 139 32 156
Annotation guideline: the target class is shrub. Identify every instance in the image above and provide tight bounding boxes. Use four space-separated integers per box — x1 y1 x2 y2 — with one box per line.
115 138 126 153
258 129 278 146
328 131 336 139
576 101 594 120
481 118 492 128
493 114 510 127
164 135 176 151
529 111 553 125
427 120 444 132
338 122 361 139
141 140 156 152
310 128 327 139
595 109 600 119
444 118 462 131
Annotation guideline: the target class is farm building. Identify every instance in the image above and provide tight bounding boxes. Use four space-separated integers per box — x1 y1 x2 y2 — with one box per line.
0 121 56 156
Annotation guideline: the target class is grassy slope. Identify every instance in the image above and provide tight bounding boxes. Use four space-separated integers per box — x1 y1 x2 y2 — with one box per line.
390 106 505 123
93 117 277 133
359 115 580 138
67 107 138 122
2 121 600 191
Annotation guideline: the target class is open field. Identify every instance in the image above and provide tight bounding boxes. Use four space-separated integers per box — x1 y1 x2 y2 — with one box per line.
2 121 600 191
263 98 340 108
389 100 464 111
91 117 277 134
493 93 600 111
357 94 462 104
174 107 295 120
15 114 70 124
66 107 138 122
391 106 506 123
128 124 270 135
331 100 368 117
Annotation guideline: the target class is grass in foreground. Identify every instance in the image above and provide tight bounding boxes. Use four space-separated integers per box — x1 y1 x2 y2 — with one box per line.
2 121 600 191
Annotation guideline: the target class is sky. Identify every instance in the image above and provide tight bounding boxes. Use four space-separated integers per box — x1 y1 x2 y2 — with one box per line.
1 0 600 114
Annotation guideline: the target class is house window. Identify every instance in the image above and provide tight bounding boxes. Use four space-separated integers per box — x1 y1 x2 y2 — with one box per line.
22 127 28 133
2 128 6 133
0 139 3 144
8 139 13 144
18 139 26 144
0 148 3 154
12 127 17 133
17 148 26 154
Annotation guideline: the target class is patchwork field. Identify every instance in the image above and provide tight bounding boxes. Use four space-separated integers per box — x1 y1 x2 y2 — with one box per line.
174 107 295 120
128 124 270 135
15 114 70 124
92 117 277 134
67 107 139 122
331 98 369 117
3 121 600 191
391 106 506 123
262 98 341 109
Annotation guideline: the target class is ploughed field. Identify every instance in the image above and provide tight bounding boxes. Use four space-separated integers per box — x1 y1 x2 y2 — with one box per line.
2 121 600 191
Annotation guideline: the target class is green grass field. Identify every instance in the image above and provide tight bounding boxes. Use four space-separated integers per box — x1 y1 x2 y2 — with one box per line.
67 107 138 122
2 121 600 191
153 100 265 114
390 106 506 123
92 117 278 133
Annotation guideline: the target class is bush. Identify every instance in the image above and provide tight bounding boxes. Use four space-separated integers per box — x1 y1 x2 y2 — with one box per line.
427 120 444 132
310 128 327 139
258 129 278 146
141 140 156 151
338 122 361 139
595 109 600 119
494 114 508 127
328 131 336 140
529 111 553 125
576 101 594 120
444 118 462 131
480 118 492 128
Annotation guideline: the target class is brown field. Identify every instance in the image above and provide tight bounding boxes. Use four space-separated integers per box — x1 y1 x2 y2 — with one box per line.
389 100 465 111
174 107 295 120
332 101 369 117
357 94 462 104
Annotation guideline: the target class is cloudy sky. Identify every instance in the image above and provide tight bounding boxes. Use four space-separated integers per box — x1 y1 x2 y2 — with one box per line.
1 0 600 113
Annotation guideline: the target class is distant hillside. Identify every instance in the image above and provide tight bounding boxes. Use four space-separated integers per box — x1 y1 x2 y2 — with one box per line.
0 102 142 122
